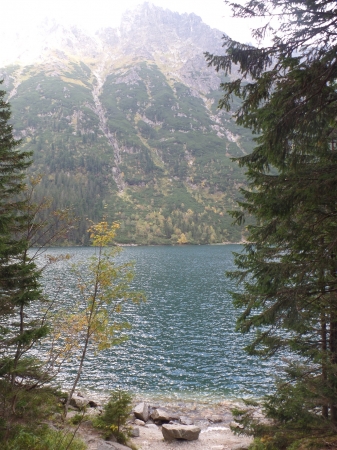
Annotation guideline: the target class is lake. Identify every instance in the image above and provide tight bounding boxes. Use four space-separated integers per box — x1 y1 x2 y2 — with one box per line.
41 244 277 402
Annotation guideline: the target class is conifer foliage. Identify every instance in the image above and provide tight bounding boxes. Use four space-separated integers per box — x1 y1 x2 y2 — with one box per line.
207 0 337 445
0 82 48 413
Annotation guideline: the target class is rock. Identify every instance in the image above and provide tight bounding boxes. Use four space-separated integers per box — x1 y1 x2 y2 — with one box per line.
208 414 223 423
151 408 178 423
231 445 250 450
134 401 149 422
135 419 145 426
180 416 194 425
70 394 89 409
162 424 201 441
131 427 140 437
230 421 244 429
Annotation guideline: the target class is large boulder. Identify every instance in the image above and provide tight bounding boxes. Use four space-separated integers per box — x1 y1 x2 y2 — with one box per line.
162 424 201 441
134 402 149 422
69 394 90 409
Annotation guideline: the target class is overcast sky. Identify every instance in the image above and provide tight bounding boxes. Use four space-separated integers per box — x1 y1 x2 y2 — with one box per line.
5 0 268 44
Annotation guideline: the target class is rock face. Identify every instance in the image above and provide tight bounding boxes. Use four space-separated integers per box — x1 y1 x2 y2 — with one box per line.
162 424 201 441
134 402 149 422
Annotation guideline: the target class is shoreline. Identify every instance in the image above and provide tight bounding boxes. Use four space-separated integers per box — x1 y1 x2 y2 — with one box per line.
78 387 259 407
75 390 254 450
33 242 246 249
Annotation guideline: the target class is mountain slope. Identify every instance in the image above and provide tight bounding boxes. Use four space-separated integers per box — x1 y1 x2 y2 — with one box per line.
0 3 253 244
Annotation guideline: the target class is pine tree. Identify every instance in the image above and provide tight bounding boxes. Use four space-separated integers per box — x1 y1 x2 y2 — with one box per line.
0 82 48 395
206 0 337 444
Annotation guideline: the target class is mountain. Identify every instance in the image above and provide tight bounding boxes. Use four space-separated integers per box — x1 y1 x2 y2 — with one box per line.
0 3 253 245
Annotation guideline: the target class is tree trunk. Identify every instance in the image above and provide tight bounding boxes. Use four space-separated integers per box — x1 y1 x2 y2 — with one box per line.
329 311 337 427
321 315 329 419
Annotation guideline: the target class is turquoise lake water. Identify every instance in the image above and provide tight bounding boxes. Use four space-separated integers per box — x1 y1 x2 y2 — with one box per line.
41 245 278 401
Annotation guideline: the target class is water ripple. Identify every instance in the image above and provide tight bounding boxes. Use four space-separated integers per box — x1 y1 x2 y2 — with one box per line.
40 245 278 401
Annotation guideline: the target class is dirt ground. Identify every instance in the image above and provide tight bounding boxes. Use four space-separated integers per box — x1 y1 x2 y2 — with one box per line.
129 423 252 450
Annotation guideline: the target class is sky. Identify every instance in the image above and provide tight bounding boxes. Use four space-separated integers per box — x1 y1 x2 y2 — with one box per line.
4 0 268 45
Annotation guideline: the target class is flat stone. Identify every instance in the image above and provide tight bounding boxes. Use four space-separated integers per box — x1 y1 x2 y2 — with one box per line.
162 424 201 441
134 401 149 422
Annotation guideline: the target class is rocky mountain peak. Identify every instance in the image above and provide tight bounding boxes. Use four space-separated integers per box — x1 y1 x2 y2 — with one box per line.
120 2 215 45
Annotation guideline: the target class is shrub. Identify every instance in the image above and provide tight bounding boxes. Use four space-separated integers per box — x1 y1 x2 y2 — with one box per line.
94 390 133 444
2 425 86 450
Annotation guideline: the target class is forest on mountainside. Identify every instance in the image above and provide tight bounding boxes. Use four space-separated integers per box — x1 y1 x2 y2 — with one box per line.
0 5 254 245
